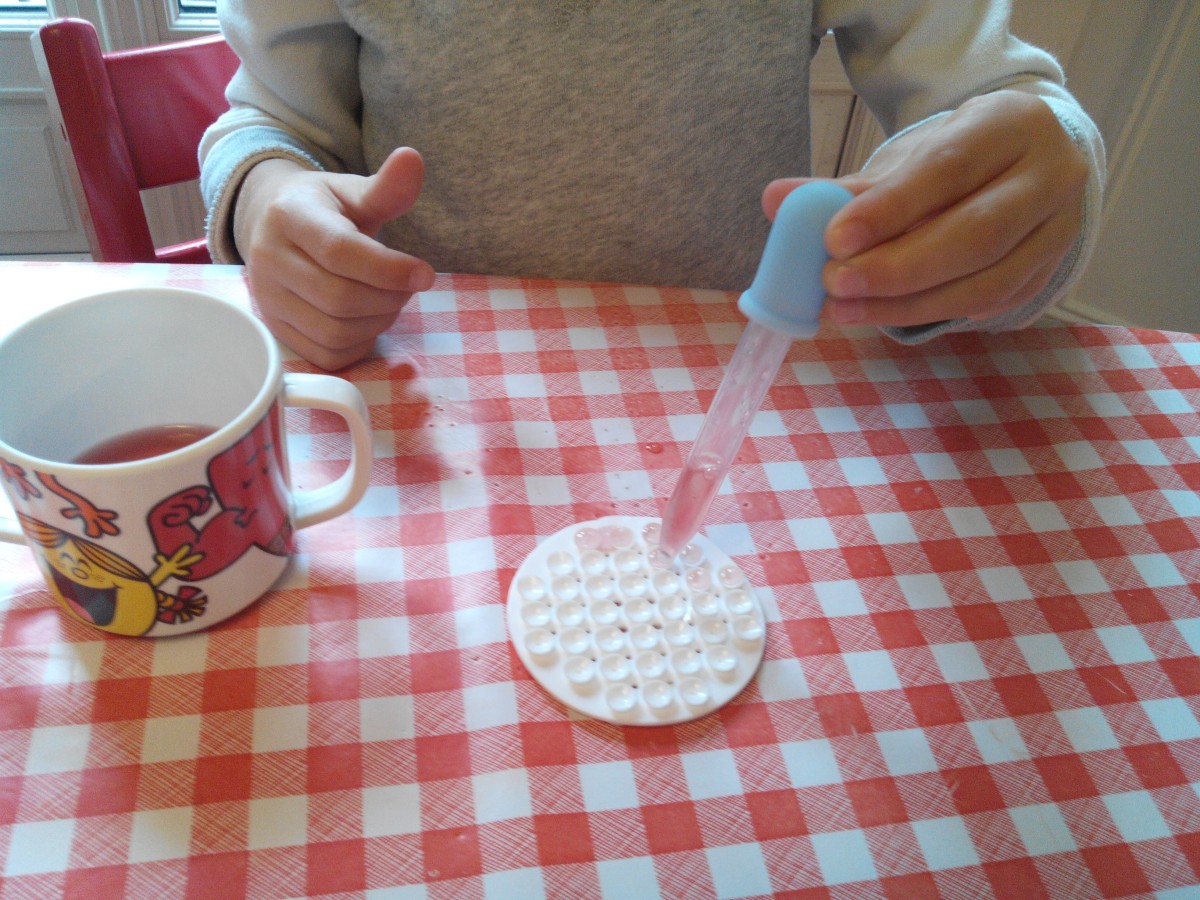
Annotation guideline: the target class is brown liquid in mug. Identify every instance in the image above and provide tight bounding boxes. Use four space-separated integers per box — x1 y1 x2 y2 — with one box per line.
72 424 218 465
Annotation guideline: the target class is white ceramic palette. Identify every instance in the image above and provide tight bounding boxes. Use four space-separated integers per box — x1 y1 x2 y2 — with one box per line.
506 516 766 725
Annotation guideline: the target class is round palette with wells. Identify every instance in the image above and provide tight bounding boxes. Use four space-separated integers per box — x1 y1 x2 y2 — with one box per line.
506 516 766 725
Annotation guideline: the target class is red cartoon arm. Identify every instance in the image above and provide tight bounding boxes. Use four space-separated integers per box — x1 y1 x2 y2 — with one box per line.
164 508 262 580
151 488 276 581
148 486 212 557
37 473 119 538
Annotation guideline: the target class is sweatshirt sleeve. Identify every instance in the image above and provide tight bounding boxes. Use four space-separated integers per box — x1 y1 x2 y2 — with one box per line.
813 0 1106 342
199 0 364 264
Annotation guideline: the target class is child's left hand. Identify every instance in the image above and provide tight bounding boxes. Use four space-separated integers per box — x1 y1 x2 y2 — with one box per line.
763 89 1089 328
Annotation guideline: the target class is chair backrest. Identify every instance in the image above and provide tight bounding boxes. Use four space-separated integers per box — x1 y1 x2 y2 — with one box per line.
31 18 240 263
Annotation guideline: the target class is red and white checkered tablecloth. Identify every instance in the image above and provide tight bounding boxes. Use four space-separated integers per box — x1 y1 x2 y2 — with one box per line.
1 262 1199 898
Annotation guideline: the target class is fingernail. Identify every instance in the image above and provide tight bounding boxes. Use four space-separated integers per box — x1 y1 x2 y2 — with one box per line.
829 220 870 258
831 266 868 297
829 298 866 324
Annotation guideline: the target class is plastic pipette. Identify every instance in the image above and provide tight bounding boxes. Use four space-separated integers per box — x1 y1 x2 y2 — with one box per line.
658 181 853 561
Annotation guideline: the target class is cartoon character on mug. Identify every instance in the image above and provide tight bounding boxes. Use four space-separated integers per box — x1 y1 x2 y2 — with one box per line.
146 409 294 580
18 513 207 635
1 409 293 636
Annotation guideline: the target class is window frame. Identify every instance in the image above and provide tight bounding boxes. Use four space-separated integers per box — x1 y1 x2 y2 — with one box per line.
0 0 48 32
151 0 219 39
0 1 49 14
0 1 217 41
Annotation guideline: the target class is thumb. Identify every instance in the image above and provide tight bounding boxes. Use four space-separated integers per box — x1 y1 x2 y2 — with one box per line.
344 147 425 234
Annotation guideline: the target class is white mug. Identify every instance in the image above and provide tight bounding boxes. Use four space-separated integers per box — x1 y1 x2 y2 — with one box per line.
0 288 372 637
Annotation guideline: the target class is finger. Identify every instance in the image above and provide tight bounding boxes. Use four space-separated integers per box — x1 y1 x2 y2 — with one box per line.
342 146 425 233
968 255 1061 322
825 157 1068 300
246 262 403 346
253 236 419 320
966 209 1078 319
827 207 1077 328
255 280 402 349
256 301 391 372
825 99 1035 259
762 177 869 221
285 202 435 294
274 324 378 372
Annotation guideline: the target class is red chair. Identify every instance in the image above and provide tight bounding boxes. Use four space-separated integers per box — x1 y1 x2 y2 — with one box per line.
31 18 240 263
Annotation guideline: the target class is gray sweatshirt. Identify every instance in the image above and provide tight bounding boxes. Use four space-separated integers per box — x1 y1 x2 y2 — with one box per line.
200 0 1104 342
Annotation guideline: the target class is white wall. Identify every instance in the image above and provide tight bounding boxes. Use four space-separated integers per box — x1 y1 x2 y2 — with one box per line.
1054 1 1200 334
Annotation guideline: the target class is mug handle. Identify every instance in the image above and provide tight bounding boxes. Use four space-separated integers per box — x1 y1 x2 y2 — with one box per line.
283 373 373 530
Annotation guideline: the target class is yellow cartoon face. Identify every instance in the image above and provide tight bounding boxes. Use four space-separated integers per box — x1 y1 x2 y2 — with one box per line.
17 513 160 637
37 536 160 636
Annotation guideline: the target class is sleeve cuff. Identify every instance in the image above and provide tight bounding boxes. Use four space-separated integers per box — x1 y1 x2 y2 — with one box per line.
201 125 326 265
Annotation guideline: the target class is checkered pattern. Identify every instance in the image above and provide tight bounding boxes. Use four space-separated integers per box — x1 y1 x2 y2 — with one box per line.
1 263 1199 898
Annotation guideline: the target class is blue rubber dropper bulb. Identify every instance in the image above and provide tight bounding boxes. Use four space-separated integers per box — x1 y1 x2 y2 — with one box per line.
738 181 854 336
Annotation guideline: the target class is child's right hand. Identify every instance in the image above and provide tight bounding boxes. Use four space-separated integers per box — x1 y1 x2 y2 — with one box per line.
233 146 435 370
762 91 1088 331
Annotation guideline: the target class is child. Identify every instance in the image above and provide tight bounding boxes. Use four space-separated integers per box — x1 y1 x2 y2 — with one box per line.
201 1 1104 370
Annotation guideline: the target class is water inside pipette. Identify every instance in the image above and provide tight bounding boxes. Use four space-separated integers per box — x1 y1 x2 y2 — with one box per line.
657 320 793 561
658 456 722 559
